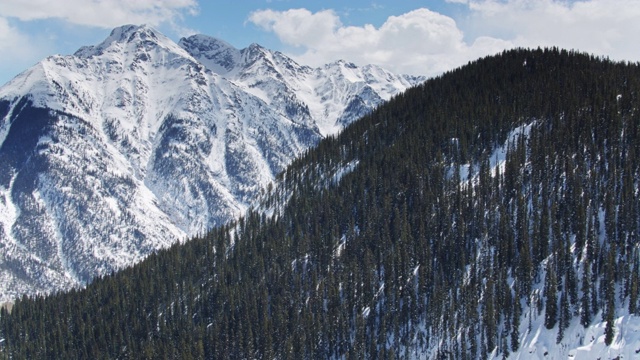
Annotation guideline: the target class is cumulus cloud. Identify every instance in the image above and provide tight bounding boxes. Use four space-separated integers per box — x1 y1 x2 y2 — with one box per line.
0 0 198 28
249 9 341 48
0 17 52 84
249 1 640 77
462 0 640 61
248 8 512 77
0 18 31 56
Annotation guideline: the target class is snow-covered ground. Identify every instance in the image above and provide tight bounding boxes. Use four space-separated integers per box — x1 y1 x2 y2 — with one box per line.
489 301 640 359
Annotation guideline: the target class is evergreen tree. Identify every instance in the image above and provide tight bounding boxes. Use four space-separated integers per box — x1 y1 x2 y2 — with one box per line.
580 257 592 327
604 244 617 346
544 261 558 329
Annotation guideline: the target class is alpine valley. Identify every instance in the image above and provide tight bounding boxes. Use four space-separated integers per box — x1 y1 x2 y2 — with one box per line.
0 25 423 302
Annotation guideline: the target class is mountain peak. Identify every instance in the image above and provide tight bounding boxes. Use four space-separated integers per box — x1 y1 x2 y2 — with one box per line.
178 34 241 75
179 34 237 53
246 42 266 51
335 59 358 68
108 24 160 42
74 24 170 58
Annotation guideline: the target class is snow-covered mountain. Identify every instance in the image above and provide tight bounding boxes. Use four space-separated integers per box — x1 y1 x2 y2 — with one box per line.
179 34 424 136
0 24 424 302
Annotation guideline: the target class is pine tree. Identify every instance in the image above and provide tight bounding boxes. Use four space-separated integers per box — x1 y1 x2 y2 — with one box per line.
629 258 640 315
557 286 569 343
544 261 558 329
604 299 616 346
604 244 617 346
580 257 592 327
511 282 521 352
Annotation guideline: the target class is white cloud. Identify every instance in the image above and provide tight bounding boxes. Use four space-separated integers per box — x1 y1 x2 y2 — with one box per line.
462 0 640 62
0 17 53 84
249 8 341 48
249 1 640 77
0 17 30 57
249 8 511 77
0 0 198 28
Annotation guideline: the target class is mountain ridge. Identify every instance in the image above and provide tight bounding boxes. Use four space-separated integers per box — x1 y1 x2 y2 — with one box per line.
0 24 423 302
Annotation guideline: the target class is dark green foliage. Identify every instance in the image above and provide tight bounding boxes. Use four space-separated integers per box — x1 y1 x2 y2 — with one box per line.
545 261 559 330
1 48 640 358
581 256 592 327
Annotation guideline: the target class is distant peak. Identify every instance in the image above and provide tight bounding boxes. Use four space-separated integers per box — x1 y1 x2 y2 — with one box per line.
246 42 265 50
321 60 359 73
179 34 238 55
74 24 166 58
241 43 270 64
179 34 242 75
244 42 269 56
108 24 159 41
328 59 358 69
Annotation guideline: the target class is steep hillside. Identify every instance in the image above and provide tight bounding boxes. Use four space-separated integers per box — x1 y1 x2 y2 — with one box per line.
1 48 639 359
0 25 421 301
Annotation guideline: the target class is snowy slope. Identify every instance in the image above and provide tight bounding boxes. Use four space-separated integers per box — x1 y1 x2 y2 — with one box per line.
499 303 640 360
179 35 424 136
0 25 422 302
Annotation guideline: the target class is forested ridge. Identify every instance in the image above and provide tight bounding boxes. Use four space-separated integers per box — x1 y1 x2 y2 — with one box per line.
1 47 639 359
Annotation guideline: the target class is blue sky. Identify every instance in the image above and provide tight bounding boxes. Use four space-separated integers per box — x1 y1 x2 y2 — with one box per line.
1 0 639 85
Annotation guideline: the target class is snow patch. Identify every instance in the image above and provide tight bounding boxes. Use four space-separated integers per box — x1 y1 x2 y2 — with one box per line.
0 176 19 249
